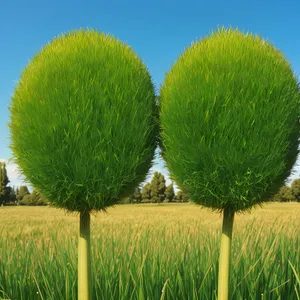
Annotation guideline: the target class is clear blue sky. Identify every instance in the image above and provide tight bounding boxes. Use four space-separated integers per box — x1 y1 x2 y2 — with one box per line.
1 0 300 192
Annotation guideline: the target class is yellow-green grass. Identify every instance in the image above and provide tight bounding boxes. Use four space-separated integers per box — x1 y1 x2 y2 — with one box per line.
0 202 299 299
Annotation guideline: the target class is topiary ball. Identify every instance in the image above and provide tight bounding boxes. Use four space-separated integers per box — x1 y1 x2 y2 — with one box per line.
8 28 158 213
159 28 300 213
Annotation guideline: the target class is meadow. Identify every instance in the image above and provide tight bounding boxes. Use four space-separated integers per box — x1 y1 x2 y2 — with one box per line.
0 202 299 300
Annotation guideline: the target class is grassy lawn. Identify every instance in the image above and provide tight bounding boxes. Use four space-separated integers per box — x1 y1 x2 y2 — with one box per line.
0 202 299 299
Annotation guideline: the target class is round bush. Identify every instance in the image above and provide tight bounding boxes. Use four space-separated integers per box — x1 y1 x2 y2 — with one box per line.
159 28 300 212
9 29 158 212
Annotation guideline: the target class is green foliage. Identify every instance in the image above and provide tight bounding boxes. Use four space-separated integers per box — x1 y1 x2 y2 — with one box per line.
291 178 300 202
159 28 300 213
8 29 158 213
0 163 3 197
150 172 166 203
141 183 152 203
0 162 11 205
10 186 16 196
273 186 296 202
0 163 5 197
17 185 30 202
32 189 49 206
19 189 48 206
18 194 31 206
5 187 17 204
0 162 9 190
131 187 142 203
120 188 142 204
164 183 175 202
174 190 189 202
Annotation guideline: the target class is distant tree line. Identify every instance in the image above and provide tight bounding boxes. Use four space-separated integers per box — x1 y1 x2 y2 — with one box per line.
120 171 190 204
0 162 49 206
1 162 299 206
273 179 300 202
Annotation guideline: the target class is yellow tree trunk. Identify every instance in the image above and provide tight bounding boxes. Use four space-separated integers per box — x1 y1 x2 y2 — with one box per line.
217 207 235 300
78 210 92 300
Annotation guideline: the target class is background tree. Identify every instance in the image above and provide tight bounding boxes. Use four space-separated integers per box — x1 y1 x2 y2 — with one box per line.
174 191 182 202
19 188 48 206
0 162 4 199
273 186 296 202
182 191 189 202
37 189 49 205
124 187 142 204
16 185 30 203
291 178 300 202
164 183 175 202
19 185 30 196
131 187 142 203
174 190 189 202
19 194 31 205
28 189 42 205
150 172 166 203
8 29 158 299
159 28 300 300
0 162 9 190
0 162 11 206
141 183 152 203
7 186 17 204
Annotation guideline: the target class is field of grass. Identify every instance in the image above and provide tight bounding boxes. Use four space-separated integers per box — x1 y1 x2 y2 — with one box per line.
0 202 299 300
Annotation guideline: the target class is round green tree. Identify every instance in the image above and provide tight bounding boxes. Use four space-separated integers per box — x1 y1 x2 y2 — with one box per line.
8 29 158 299
159 28 300 300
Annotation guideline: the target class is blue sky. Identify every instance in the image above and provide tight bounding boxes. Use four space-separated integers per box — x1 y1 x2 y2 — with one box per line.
1 0 300 192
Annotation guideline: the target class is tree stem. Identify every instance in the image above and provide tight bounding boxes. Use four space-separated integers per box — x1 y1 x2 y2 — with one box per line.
78 210 92 300
218 207 235 300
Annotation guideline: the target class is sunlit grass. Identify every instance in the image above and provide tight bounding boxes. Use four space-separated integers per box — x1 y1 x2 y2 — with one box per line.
0 202 299 299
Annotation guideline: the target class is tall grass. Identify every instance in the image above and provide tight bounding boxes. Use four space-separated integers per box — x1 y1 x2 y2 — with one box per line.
0 203 299 299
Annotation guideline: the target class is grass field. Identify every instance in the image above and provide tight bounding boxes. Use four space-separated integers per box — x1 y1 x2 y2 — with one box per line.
0 202 299 300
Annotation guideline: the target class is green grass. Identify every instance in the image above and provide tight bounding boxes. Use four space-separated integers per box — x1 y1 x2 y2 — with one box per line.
0 202 299 299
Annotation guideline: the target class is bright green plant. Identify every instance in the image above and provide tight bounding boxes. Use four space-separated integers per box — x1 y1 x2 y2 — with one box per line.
159 28 300 300
8 28 158 299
